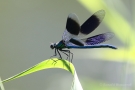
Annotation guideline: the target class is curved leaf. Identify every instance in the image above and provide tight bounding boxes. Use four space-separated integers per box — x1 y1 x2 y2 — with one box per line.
1 58 83 90
2 58 74 83
0 77 5 90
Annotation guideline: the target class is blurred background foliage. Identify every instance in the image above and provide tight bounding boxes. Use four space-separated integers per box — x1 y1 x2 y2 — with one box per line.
0 0 134 90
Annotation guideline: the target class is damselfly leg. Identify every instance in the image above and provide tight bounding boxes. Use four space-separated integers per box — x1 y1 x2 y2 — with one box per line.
51 48 62 65
60 51 69 60
60 49 73 63
50 49 57 58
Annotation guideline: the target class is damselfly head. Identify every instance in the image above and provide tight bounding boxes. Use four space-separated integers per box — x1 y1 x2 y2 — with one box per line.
50 43 55 49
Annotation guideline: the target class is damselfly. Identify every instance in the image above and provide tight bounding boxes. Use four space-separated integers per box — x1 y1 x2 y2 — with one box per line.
50 10 117 62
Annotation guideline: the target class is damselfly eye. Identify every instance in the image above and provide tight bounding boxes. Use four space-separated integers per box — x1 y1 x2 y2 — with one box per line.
50 44 54 49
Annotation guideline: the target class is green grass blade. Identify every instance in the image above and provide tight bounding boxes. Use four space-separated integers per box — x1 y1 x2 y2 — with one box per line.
71 71 83 90
0 77 5 90
2 58 83 90
2 58 74 83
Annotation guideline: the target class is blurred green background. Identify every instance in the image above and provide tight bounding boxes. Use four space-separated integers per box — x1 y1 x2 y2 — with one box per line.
0 0 134 90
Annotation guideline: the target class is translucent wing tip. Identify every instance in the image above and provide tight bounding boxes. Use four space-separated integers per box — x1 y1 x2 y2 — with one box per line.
94 9 105 22
80 10 106 35
68 13 80 24
96 9 105 15
105 32 115 39
66 13 80 35
98 9 105 13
